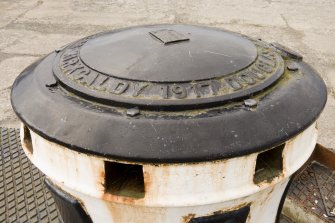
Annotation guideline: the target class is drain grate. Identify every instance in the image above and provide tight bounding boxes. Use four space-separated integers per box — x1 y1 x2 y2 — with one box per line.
287 161 335 222
0 127 62 223
314 163 335 217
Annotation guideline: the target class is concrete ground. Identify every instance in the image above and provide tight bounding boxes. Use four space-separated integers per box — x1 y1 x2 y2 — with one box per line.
0 0 334 149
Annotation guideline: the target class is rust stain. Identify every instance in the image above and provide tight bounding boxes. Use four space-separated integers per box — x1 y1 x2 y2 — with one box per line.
313 143 335 170
102 192 145 205
183 203 251 223
217 202 250 214
143 164 172 203
143 169 150 192
99 169 106 189
99 165 153 205
282 142 290 177
182 213 196 223
104 201 166 223
258 187 275 206
101 164 147 204
104 203 123 223
21 125 34 155
256 174 284 188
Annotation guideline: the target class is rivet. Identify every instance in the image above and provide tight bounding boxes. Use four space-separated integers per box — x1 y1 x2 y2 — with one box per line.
244 99 258 107
287 62 299 71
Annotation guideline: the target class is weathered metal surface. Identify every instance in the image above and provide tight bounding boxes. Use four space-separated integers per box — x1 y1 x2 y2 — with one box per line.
0 127 62 223
78 25 257 83
0 126 297 222
283 145 335 223
54 29 282 106
67 182 289 223
11 25 327 163
271 42 303 60
9 24 328 223
149 29 190 44
19 122 317 222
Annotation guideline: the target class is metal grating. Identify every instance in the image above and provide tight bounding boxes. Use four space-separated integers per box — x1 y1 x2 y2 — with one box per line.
314 163 335 217
287 161 335 222
0 127 62 223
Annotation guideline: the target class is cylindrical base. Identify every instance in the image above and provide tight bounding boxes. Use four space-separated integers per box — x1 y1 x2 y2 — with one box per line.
21 123 317 223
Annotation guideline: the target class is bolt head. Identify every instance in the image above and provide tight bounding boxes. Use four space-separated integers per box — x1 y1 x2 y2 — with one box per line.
126 107 140 117
244 99 257 107
287 62 299 71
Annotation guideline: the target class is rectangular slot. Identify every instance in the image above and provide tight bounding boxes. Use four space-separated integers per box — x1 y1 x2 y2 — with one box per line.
254 144 285 184
104 161 145 199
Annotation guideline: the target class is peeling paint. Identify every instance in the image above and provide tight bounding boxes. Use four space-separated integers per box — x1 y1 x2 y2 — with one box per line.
21 122 317 222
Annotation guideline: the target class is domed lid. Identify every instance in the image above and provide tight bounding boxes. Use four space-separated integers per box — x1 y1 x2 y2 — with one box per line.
11 24 327 163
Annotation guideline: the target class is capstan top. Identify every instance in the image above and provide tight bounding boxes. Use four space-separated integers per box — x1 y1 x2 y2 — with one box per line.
11 24 327 163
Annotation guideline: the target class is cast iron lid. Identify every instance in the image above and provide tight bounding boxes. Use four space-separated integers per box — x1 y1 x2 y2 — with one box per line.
11 24 327 163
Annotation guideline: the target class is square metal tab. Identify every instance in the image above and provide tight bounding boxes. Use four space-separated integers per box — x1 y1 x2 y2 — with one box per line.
149 29 189 44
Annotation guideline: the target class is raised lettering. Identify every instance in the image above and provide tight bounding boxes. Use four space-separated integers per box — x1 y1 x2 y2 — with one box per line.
239 73 255 85
61 50 79 68
78 72 98 86
133 83 149 97
226 78 242 90
56 38 283 102
160 85 169 99
256 58 275 73
249 70 265 80
171 85 187 99
91 75 109 90
65 64 91 80
109 81 129 95
210 80 221 95
62 57 79 68
193 82 210 98
260 53 274 61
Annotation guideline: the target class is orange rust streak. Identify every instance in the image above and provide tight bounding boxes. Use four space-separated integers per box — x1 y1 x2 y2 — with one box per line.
182 213 196 223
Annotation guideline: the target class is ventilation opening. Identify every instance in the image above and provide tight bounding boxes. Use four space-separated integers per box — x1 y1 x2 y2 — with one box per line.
254 144 285 184
104 161 145 199
23 125 33 155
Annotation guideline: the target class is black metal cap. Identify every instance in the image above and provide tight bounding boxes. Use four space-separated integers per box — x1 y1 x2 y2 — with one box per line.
11 24 327 163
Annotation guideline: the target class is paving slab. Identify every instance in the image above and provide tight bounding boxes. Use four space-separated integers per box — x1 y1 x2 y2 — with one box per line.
0 0 38 28
0 56 39 128
0 29 81 55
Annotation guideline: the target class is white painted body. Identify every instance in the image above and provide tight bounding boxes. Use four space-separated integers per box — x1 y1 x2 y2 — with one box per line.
21 123 317 223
